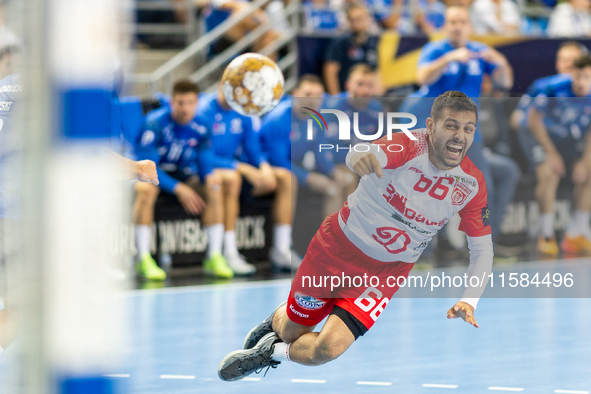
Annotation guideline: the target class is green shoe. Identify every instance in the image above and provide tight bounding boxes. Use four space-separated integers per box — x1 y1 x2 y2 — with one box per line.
135 253 167 280
204 253 234 279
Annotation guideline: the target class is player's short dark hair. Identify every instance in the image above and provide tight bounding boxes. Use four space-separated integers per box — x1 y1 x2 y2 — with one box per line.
431 91 478 123
574 56 591 70
172 79 198 96
347 63 375 80
558 41 589 56
296 74 324 89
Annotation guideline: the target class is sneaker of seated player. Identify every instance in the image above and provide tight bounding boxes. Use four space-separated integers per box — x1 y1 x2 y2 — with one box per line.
218 332 281 381
269 248 301 271
224 252 256 275
243 301 286 350
136 253 167 280
536 236 559 256
561 234 591 255
204 252 234 279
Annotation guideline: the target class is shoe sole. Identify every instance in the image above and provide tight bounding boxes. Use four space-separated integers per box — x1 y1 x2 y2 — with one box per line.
219 332 278 382
242 301 286 350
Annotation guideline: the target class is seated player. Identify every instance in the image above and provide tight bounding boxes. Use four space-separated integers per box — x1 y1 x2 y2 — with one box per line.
217 91 493 381
196 86 276 275
521 56 591 256
511 41 586 132
326 63 382 206
133 80 230 280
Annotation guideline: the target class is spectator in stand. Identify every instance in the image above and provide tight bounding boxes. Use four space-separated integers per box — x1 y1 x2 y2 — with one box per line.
302 0 344 32
325 64 381 204
365 0 416 33
416 0 447 34
133 80 229 280
522 56 591 255
548 0 591 37
204 0 281 59
324 4 379 95
196 85 276 275
261 75 350 218
511 41 587 132
470 0 520 35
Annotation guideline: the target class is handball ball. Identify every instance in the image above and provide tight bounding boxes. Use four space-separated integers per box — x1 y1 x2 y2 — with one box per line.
221 53 284 117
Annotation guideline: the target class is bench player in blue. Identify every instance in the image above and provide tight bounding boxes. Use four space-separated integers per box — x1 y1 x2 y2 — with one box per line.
324 63 382 208
522 56 591 256
196 87 277 275
511 41 586 133
133 80 230 280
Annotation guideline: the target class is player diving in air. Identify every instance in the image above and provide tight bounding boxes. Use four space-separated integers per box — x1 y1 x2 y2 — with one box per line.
217 91 494 380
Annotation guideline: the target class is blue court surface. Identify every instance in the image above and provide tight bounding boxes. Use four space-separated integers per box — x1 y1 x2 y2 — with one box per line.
113 259 591 394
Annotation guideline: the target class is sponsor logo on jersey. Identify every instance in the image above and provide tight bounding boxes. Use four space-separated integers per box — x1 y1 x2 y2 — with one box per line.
391 213 433 235
0 84 22 93
0 101 12 112
482 206 490 226
451 182 472 206
383 182 447 227
372 226 411 254
294 293 326 310
408 166 422 174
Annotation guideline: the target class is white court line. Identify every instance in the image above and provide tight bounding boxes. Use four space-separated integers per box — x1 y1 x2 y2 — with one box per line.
357 381 392 386
554 390 590 394
103 374 130 378
291 378 327 384
243 377 261 382
488 387 524 392
423 383 458 389
160 375 196 380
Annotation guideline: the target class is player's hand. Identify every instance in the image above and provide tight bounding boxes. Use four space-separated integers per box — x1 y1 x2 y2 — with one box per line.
479 48 509 67
572 159 590 184
547 151 566 177
174 182 206 215
306 172 340 196
445 47 476 64
134 160 159 185
447 301 479 328
350 152 383 179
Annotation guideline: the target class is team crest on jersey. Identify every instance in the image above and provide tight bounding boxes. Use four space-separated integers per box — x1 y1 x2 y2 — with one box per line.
451 182 472 206
294 293 326 310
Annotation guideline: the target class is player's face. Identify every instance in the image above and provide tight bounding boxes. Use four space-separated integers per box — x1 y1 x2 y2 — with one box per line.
171 92 198 125
444 8 471 46
572 66 591 96
347 8 369 33
293 82 325 111
347 72 376 98
556 46 583 75
426 109 476 170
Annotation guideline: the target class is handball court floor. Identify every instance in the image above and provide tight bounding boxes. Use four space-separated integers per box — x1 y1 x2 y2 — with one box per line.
2 259 591 393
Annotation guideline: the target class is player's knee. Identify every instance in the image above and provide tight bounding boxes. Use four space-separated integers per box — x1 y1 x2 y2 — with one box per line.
536 163 559 186
275 168 292 188
223 171 242 196
134 182 160 204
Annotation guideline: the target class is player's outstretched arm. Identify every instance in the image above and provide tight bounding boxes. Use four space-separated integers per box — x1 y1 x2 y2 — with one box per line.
347 151 383 179
447 301 479 328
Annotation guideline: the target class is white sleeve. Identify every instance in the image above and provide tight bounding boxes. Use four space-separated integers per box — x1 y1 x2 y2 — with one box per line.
460 234 494 309
345 143 388 172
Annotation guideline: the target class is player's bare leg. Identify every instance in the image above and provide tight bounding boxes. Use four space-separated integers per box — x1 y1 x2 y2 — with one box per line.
132 182 166 279
185 175 234 278
563 160 591 253
214 169 255 275
535 161 561 255
0 307 16 350
269 167 301 270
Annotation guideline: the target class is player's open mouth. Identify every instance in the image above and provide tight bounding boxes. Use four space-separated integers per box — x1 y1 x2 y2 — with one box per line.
446 143 463 158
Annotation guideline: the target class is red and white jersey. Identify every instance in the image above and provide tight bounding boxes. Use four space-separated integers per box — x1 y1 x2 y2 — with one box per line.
341 129 491 263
